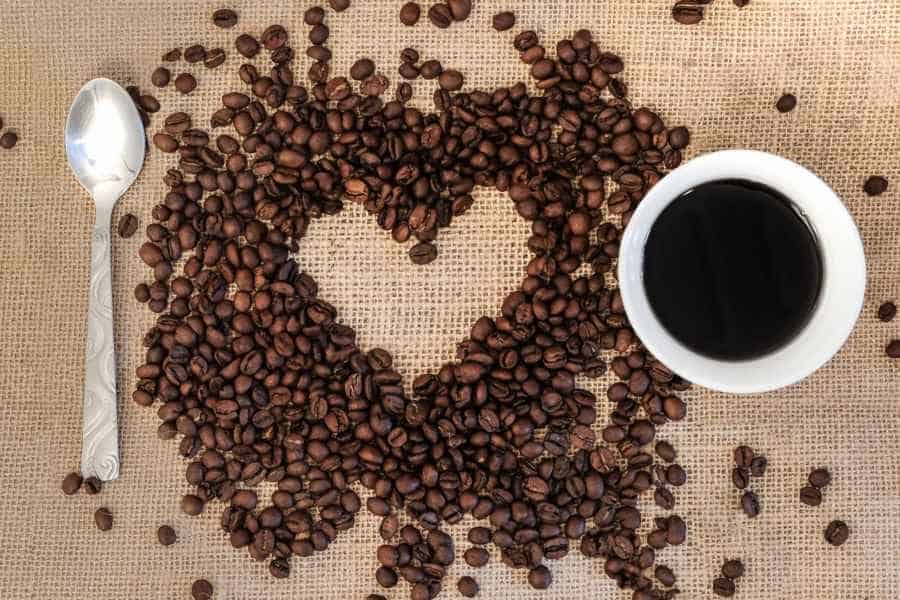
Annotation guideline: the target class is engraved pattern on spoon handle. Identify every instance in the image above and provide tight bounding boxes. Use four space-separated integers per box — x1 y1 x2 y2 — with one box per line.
81 221 120 481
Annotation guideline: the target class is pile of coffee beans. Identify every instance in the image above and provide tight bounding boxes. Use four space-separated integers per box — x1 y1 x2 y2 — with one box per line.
732 446 766 518
712 559 744 597
131 9 695 599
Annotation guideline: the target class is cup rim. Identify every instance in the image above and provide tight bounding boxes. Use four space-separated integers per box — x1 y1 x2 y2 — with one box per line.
618 149 866 394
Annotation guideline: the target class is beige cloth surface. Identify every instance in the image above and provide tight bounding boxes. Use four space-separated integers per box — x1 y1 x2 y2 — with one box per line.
0 0 898 598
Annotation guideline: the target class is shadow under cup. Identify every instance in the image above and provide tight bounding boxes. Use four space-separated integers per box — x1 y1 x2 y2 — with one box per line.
618 150 866 394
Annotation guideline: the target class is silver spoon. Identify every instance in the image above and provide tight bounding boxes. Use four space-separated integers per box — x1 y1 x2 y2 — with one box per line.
65 78 146 481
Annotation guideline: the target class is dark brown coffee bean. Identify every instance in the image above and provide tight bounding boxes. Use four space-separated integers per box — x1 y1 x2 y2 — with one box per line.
878 301 896 322
82 476 102 495
304 6 325 25
428 3 452 28
655 565 676 587
191 579 213 600
527 565 552 590
235 34 260 58
117 213 139 238
808 468 831 489
734 0 750 6
420 59 442 79
438 69 463 91
733 445 754 468
672 2 705 25
776 93 797 113
0 132 18 149
400 2 421 25
655 441 676 463
824 520 849 546
153 133 178 153
309 24 329 44
376 566 398 588
492 11 515 31
182 494 204 516
409 242 437 264
731 467 749 490
157 525 177 546
175 73 197 94
457 576 478 597
350 58 375 81
864 175 888 196
184 45 206 63
212 8 238 28
447 0 471 21
749 455 767 477
741 491 760 518
712 577 735 597
151 67 171 88
886 340 900 358
162 48 181 62
94 507 113 531
204 48 226 69
62 472 83 495
464 547 489 567
799 485 822 507
721 559 744 579
329 0 350 10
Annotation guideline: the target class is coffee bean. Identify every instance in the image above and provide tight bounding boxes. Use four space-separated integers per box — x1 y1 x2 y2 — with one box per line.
191 579 213 600
666 464 687 486
94 507 113 531
527 565 552 590
712 577 735 597
464 547 489 567
204 48 226 69
184 45 207 63
420 59 442 79
749 455 767 478
0 132 18 149
799 485 822 507
376 566 398 588
329 0 350 11
886 340 900 358
457 576 478 597
400 2 421 25
655 565 676 587
808 468 831 489
399 62 419 80
117 213 139 238
878 301 896 322
731 467 749 490
62 472 83 495
721 559 744 579
174 73 197 94
864 176 888 197
741 491 760 518
824 520 849 546
409 242 437 264
350 58 375 80
733 445 754 468
212 8 238 28
492 11 515 31
162 48 181 61
734 0 750 6
672 2 705 25
447 0 471 21
428 3 452 28
235 34 260 58
182 494 204 516
776 93 797 113
438 69 463 91
157 525 177 546
82 476 102 495
309 24 329 44
151 67 171 88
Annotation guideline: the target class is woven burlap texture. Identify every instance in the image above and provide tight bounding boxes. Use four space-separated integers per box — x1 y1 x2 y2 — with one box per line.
0 0 897 598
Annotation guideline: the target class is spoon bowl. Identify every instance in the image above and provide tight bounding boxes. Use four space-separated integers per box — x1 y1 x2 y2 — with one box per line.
65 78 146 481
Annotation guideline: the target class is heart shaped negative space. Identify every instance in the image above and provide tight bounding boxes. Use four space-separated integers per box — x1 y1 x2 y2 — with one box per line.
132 20 692 599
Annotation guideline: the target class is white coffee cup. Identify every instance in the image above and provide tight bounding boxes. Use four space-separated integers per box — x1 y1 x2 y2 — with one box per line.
618 150 866 394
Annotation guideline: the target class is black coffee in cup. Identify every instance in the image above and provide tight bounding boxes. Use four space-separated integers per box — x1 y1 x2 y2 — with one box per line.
643 179 822 360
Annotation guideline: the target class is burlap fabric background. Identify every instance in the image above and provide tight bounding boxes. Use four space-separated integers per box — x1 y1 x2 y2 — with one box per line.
0 0 898 598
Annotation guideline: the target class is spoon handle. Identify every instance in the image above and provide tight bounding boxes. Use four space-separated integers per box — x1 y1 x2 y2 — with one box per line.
81 217 120 481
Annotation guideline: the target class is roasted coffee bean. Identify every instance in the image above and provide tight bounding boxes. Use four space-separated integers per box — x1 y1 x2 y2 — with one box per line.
162 48 181 61
527 565 552 590
457 576 478 597
878 301 896 322
734 0 750 6
184 45 207 63
191 579 213 600
94 507 113 531
464 547 489 567
329 0 350 10
420 59 442 79
864 175 888 196
205 48 226 69
712 577 735 597
117 213 139 238
492 11 515 31
731 467 749 490
376 566 398 588
447 0 471 21
182 494 204 516
655 441 676 463
655 565 676 587
0 132 18 149
157 525 177 546
672 2 705 25
409 242 437 264
151 67 171 88
799 485 822 507
808 468 831 489
824 520 849 546
235 34 260 58
733 445 754 468
83 477 102 495
722 559 744 579
749 455 767 478
212 8 238 28
887 340 900 358
428 3 452 28
175 73 197 94
438 69 463 91
741 491 760 518
776 93 797 113
400 2 421 25
350 58 375 80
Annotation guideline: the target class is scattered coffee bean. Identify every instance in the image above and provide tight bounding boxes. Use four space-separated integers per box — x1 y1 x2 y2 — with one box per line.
741 491 760 518
776 93 797 113
734 0 750 6
0 131 18 149
464 547 489 568
157 525 177 546
204 48 226 69
438 69 464 91
94 507 113 531
749 455 767 478
117 213 139 238
731 467 749 490
672 1 706 25
409 241 437 264
457 576 478 597
447 0 471 21
235 34 260 58
824 520 849 546
82 476 102 495
151 67 171 88
400 2 421 25
350 58 375 80
184 45 207 63
62 472 83 495
721 559 744 579
886 340 900 358
864 175 889 197
733 445 754 468
878 301 896 322
808 468 831 489
212 8 238 28
492 11 516 31
428 3 453 28
655 565 676 587
527 565 552 590
713 576 736 597
162 48 181 62
799 485 822 507
174 73 197 94
329 0 350 11
191 579 213 600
